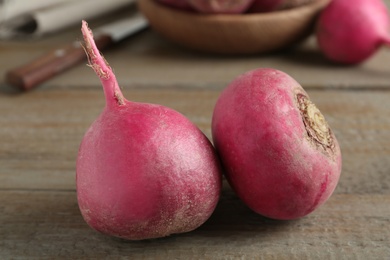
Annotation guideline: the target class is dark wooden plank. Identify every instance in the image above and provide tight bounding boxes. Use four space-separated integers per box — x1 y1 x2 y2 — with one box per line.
1 88 390 195
1 188 389 259
0 87 216 190
0 2 390 258
2 31 390 90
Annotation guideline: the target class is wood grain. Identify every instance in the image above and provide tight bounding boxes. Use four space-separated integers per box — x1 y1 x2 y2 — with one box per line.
4 35 112 91
2 32 390 91
139 0 329 54
1 7 390 257
1 88 390 194
0 86 390 258
0 190 389 259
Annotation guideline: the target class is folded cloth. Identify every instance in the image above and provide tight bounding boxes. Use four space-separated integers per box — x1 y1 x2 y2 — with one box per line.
0 0 135 39
0 0 73 22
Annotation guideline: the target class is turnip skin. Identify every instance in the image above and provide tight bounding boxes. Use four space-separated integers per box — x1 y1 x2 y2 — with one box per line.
316 0 390 64
77 104 222 240
76 21 222 240
212 68 341 220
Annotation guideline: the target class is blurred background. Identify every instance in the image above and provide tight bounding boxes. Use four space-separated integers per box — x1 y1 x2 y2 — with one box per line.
1 0 390 92
1 0 390 258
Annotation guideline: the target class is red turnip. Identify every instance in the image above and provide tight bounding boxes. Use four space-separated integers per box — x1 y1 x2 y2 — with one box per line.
188 0 254 14
212 68 341 220
76 21 222 240
316 0 390 64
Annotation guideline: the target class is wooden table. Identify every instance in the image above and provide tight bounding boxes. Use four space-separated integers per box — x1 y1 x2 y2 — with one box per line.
1 10 390 259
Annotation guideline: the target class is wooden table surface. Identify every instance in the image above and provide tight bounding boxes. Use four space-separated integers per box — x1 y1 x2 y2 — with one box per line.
1 6 390 259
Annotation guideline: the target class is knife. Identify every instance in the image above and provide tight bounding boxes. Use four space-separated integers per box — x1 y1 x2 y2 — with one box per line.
5 13 148 91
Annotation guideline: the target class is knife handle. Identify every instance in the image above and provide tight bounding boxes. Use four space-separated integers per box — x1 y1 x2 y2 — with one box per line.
5 35 113 91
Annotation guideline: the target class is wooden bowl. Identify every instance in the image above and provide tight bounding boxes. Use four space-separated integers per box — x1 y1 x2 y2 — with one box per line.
138 0 330 55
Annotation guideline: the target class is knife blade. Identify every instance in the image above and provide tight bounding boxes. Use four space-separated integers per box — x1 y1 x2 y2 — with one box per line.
5 13 148 91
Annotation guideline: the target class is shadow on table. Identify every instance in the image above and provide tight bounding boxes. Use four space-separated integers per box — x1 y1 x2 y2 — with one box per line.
114 180 297 247
0 83 22 95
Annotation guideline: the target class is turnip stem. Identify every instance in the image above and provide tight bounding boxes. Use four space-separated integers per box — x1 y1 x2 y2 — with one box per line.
81 20 124 107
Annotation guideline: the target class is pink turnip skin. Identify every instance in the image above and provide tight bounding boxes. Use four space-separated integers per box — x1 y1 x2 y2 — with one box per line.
155 0 193 10
76 21 222 240
212 68 342 220
316 0 390 64
188 0 254 14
